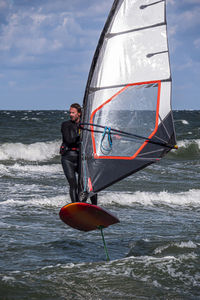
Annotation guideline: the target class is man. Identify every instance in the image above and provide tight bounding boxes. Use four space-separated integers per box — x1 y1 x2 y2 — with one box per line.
60 103 97 205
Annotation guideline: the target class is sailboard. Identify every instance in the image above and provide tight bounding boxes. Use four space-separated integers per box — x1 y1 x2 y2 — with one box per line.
79 0 177 197
59 202 119 232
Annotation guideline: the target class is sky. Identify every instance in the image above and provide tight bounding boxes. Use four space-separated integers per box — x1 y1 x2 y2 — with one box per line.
0 0 199 110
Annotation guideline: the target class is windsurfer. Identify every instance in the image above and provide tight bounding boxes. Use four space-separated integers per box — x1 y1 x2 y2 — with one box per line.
60 103 98 205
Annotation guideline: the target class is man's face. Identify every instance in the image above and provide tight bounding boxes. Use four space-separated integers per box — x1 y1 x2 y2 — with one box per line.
70 107 80 123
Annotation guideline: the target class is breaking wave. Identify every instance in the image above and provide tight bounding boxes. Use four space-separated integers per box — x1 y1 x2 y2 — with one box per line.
1 189 200 210
0 138 199 162
0 141 60 161
168 139 200 159
100 189 200 209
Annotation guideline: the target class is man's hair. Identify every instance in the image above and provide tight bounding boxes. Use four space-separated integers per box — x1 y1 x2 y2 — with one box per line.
70 103 82 116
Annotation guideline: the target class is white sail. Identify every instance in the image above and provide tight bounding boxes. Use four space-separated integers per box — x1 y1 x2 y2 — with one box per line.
80 0 176 195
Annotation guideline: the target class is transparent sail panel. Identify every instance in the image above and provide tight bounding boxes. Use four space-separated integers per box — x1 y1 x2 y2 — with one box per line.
91 83 159 157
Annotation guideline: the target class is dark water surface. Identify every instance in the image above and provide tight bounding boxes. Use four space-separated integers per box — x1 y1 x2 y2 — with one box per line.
0 110 200 299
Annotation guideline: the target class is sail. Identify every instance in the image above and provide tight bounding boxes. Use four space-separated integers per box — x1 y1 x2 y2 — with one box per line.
80 0 176 195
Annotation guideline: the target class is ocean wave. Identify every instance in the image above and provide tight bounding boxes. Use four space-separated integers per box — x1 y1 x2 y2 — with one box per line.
177 139 200 149
127 239 198 260
1 253 197 298
168 139 200 159
0 138 199 163
100 189 200 209
21 117 41 121
1 190 200 210
175 119 189 125
154 241 198 255
0 195 68 209
0 141 60 161
0 163 62 178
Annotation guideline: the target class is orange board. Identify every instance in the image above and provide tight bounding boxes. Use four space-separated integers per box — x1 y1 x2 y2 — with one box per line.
59 202 120 232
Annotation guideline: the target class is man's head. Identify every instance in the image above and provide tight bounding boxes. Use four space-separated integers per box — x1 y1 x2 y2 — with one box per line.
70 103 82 123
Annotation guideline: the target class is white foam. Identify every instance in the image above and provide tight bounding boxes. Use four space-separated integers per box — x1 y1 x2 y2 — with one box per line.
154 244 170 255
1 189 200 211
0 163 63 178
0 140 60 161
177 139 200 150
0 195 69 209
21 117 40 121
174 241 197 249
0 220 22 229
10 163 61 173
0 220 12 229
100 189 200 209
154 241 197 254
0 164 8 175
181 120 189 125
2 276 16 282
177 252 198 262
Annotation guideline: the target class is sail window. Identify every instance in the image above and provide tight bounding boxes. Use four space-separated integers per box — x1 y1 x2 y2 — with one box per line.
90 81 160 159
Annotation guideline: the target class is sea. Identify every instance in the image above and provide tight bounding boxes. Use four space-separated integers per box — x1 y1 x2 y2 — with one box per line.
0 110 200 300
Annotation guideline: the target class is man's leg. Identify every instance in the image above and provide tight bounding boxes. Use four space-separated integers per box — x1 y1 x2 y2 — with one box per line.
61 156 79 202
90 194 98 205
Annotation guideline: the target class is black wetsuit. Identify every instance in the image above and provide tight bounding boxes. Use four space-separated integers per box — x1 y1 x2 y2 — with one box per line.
60 120 97 204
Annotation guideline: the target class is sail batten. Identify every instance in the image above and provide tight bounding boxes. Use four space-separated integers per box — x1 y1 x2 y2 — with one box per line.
140 0 165 10
89 77 171 93
106 21 166 38
80 0 176 196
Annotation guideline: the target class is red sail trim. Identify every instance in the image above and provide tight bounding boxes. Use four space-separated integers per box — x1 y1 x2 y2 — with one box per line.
88 177 93 192
90 80 161 160
90 85 128 156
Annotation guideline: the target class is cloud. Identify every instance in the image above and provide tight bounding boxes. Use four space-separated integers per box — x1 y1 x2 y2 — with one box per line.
75 1 112 18
167 1 200 59
8 80 16 87
194 38 200 49
0 0 11 25
176 57 193 71
0 0 199 109
168 2 200 33
180 0 200 4
1 11 69 50
0 1 113 71
180 8 200 30
167 0 175 5
0 0 114 102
